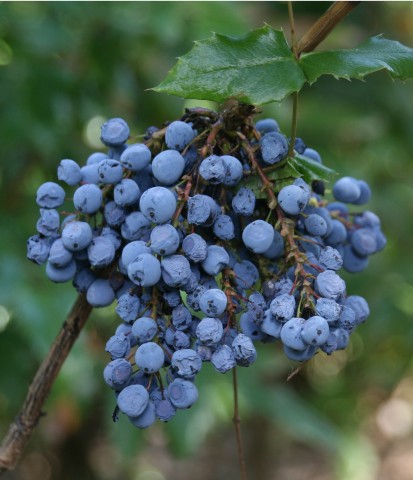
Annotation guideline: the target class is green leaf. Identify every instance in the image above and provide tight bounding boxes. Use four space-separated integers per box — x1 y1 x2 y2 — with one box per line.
292 154 336 183
254 385 341 451
153 25 306 105
242 160 301 199
300 36 413 83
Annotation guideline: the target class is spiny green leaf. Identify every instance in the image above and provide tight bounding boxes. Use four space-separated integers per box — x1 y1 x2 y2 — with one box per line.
292 154 337 183
153 25 306 105
300 36 413 83
242 160 301 199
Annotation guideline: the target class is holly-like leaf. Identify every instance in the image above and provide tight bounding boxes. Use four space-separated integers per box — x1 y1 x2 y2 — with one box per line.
292 154 336 183
300 36 413 83
153 25 306 105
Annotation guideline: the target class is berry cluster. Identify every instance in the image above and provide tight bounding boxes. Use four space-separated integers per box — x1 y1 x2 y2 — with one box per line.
27 105 386 429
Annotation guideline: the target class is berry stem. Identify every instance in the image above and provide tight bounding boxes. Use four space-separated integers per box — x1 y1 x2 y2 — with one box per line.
232 367 248 480
288 91 299 158
222 268 238 329
238 134 277 210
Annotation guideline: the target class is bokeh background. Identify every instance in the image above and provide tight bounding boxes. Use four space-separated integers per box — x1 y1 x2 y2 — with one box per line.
0 2 413 480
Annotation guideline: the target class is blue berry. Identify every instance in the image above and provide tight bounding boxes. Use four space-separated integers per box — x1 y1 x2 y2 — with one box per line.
114 179 141 207
187 194 219 226
103 358 132 391
333 176 361 203
259 132 288 165
161 255 191 288
221 155 243 186
196 317 224 346
201 245 229 276
128 253 161 287
45 259 77 283
97 159 124 184
139 186 177 224
315 270 346 300
269 294 296 322
232 333 257 366
304 214 327 236
121 212 151 242
315 298 342 323
303 147 322 163
129 401 156 429
105 334 130 360
278 184 308 215
255 118 279 134
182 233 207 263
242 220 274 254
120 144 151 171
199 289 227 317
213 214 235 240
342 245 369 273
135 342 165 373
232 187 255 216
280 317 307 351
150 224 180 256
117 384 149 417
36 182 65 209
131 317 158 344
36 208 60 236
343 295 370 324
116 293 141 323
87 236 115 267
152 150 185 186
301 316 330 346
62 221 93 252
57 159 82 185
100 118 130 147
121 241 152 269
351 228 378 256
318 246 343 271
167 379 198 409
171 349 202 377
199 155 226 184
165 121 194 151
211 345 236 373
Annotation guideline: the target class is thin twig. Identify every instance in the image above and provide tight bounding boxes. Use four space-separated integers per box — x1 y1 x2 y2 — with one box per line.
288 2 299 157
0 294 92 474
296 1 362 56
288 1 298 58
288 92 299 157
232 367 248 480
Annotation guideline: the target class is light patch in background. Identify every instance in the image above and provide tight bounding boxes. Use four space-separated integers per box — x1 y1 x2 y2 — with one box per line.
183 99 218 111
0 39 13 66
311 349 349 377
393 280 413 316
83 116 107 150
337 434 379 480
376 398 413 439
135 469 165 480
0 305 11 332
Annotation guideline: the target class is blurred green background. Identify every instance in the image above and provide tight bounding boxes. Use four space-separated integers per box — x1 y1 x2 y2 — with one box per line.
1 2 413 480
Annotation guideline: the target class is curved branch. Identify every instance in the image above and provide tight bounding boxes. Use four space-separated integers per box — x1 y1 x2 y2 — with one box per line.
0 294 92 474
296 1 362 56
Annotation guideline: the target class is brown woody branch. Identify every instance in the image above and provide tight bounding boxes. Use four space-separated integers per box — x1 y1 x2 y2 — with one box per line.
0 294 92 474
296 1 362 56
0 1 362 476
